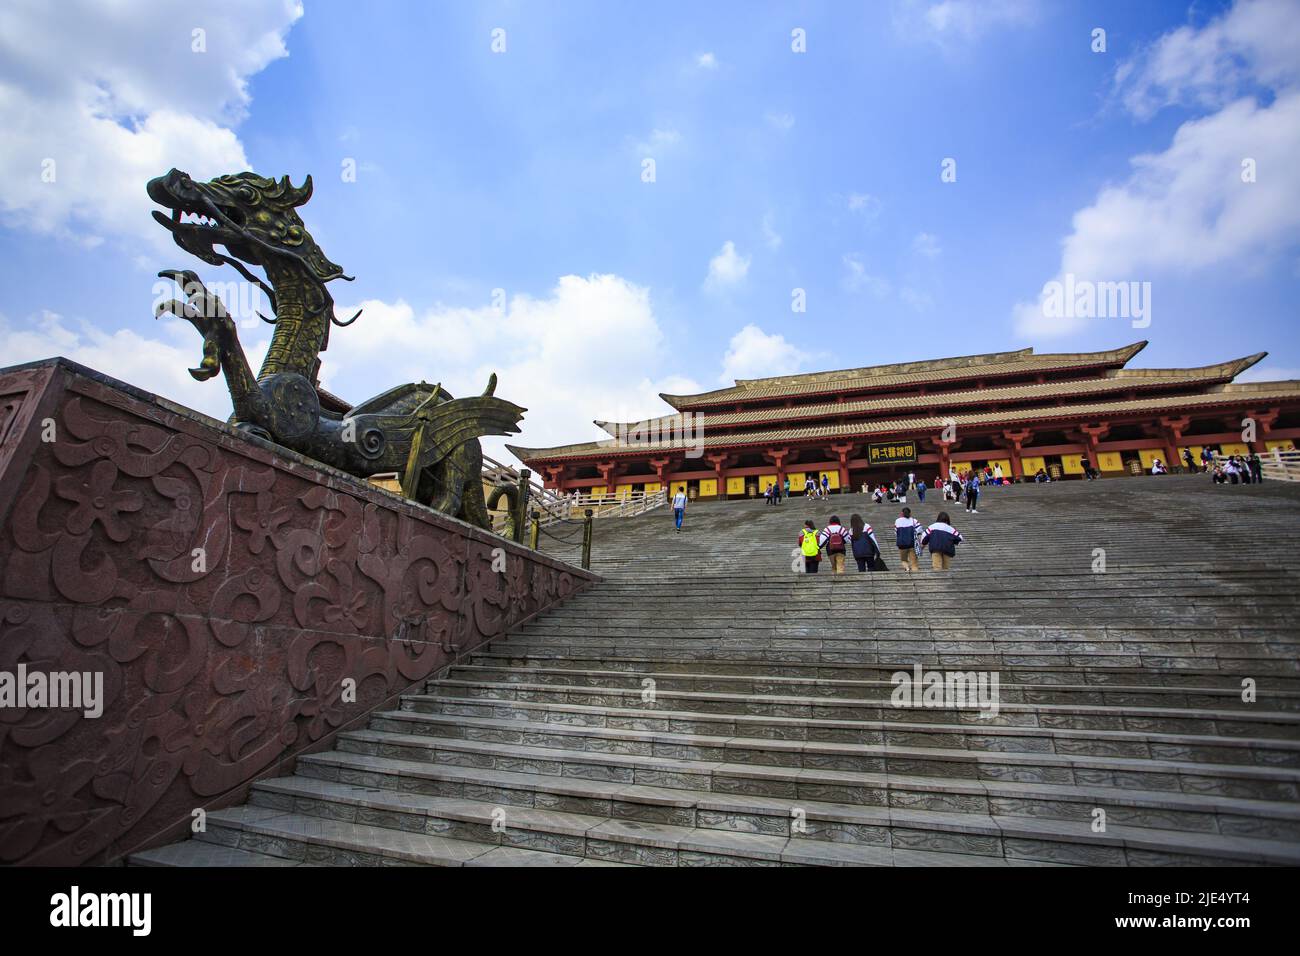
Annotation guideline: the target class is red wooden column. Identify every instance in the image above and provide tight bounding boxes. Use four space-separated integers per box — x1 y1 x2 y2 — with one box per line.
1158 416 1190 469
596 460 616 491
763 446 790 487
933 433 958 478
545 465 566 491
1245 407 1281 452
830 442 855 492
648 456 672 491
706 452 732 497
1078 423 1110 470
1000 428 1033 479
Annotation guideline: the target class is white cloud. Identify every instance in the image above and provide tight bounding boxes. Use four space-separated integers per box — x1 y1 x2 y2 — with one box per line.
0 309 270 421
761 213 783 250
912 232 942 258
897 0 1038 44
705 240 750 290
846 192 881 217
0 0 302 252
1115 0 1300 119
901 287 934 311
764 111 795 132
719 325 810 382
842 253 890 297
696 52 718 69
325 274 697 465
634 128 682 154
1014 0 1300 338
1 275 705 468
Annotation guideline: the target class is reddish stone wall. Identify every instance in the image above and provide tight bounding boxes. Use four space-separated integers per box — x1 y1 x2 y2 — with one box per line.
0 359 596 865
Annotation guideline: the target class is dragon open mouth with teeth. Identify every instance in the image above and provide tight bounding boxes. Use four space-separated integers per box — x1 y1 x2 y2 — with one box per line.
148 167 525 528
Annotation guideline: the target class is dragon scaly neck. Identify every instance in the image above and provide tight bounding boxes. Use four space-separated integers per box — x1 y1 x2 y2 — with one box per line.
257 257 333 385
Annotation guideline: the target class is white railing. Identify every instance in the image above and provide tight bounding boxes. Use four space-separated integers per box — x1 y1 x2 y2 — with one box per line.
1259 449 1300 482
542 490 666 523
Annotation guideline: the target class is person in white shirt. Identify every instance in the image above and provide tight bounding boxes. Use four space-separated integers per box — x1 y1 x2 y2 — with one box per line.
894 508 922 572
672 488 687 531
818 516 852 574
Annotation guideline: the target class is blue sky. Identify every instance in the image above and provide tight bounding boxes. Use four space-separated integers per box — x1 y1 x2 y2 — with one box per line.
2 0 1298 463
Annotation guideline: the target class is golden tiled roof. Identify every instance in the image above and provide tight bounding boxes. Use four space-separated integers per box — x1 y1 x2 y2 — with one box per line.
660 341 1150 409
595 354 1265 436
508 376 1300 462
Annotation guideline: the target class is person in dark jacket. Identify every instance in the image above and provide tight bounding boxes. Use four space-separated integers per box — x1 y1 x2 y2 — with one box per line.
849 513 880 572
922 511 964 571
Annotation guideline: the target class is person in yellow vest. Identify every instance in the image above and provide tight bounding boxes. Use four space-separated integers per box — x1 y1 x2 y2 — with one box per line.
798 520 822 573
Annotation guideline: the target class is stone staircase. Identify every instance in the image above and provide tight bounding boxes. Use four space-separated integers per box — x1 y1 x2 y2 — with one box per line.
131 475 1300 866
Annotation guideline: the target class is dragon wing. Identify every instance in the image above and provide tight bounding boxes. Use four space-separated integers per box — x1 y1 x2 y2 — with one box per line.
367 395 526 468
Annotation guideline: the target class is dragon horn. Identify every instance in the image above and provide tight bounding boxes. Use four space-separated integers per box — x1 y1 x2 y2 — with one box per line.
482 373 498 397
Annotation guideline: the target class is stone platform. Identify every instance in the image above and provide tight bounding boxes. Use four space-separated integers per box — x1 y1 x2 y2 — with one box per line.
0 358 595 865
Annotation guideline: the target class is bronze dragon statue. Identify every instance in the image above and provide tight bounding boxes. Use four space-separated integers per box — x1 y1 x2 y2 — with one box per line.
147 168 524 528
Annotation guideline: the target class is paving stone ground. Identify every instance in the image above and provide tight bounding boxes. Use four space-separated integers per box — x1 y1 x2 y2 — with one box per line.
132 475 1300 866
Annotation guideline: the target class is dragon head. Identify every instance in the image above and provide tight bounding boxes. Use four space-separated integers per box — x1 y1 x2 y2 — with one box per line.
148 169 346 282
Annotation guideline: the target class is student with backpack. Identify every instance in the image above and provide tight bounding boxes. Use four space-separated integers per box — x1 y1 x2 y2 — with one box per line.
822 474 831 498
922 511 964 571
798 520 822 573
848 514 880 572
964 474 979 513
819 515 851 574
894 507 922 572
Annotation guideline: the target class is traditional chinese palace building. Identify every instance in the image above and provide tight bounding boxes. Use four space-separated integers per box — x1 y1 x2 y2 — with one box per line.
507 341 1300 499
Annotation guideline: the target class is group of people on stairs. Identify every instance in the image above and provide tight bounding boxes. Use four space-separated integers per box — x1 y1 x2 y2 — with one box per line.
797 507 964 574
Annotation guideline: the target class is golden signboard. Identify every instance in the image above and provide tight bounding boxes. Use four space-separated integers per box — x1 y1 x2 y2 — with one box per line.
867 441 917 465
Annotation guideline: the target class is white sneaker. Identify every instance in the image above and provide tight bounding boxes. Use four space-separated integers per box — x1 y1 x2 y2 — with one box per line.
971 509 978 513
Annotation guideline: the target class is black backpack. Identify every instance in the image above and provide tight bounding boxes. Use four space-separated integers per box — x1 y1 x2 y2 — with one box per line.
851 532 875 560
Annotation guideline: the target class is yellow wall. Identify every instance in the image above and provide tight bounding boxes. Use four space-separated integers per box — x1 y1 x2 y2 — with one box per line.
1182 445 1205 462
614 485 633 499
759 474 778 490
670 480 688 495
699 479 718 497
1220 442 1249 456
1096 452 1123 472
726 476 746 495
787 471 805 488
825 471 840 489
1137 448 1166 468
1020 455 1045 475
1060 454 1084 474
591 485 607 497
643 482 661 495
1266 439 1296 451
986 458 1012 475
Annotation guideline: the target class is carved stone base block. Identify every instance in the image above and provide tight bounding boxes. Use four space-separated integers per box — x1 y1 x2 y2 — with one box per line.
0 358 595 865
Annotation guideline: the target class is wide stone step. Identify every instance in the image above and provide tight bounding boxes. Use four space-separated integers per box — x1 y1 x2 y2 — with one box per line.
378 703 1300 768
127 842 309 867
486 641 1299 673
196 804 627 867
422 679 1300 740
470 650 1300 693
339 723 1300 803
288 750 1300 863
249 773 1075 866
445 663 1300 711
